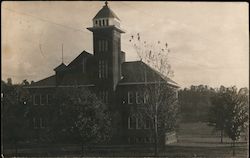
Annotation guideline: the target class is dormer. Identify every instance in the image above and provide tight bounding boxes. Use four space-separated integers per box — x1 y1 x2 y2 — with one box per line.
92 1 121 28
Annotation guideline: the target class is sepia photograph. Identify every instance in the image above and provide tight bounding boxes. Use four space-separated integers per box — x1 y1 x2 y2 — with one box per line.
1 1 249 157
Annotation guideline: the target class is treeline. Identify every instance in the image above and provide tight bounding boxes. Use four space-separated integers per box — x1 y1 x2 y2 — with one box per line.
178 85 248 123
1 79 111 147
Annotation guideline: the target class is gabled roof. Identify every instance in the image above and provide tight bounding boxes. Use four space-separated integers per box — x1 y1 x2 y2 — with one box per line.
26 51 93 88
67 50 92 69
54 63 67 72
119 60 179 87
93 4 120 20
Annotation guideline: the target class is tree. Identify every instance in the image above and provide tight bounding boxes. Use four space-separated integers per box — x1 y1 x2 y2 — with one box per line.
208 91 227 143
48 87 112 145
208 86 249 156
2 81 30 156
129 33 179 156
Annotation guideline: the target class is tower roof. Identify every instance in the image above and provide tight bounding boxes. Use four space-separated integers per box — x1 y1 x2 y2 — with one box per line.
93 2 120 20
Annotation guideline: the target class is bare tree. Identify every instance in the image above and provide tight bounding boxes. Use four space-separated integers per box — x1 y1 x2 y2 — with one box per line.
129 33 178 156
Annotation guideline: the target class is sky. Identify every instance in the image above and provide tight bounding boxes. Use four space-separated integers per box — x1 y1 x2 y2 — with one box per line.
2 1 249 88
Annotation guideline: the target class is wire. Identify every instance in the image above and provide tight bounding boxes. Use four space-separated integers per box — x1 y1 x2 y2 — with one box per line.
2 4 220 73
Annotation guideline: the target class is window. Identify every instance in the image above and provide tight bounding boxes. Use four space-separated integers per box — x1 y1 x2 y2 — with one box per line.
33 94 40 105
106 19 109 26
99 20 101 26
143 92 148 104
136 92 143 104
98 40 108 52
99 90 108 103
145 137 150 143
102 19 105 26
98 41 102 52
40 95 46 105
98 60 108 79
136 117 143 129
47 94 52 105
128 91 133 104
128 116 136 129
33 118 46 129
145 119 151 129
40 118 45 128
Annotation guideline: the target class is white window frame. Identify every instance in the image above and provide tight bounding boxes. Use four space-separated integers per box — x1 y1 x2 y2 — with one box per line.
128 117 132 129
143 92 148 104
40 118 45 129
136 92 142 104
128 91 133 104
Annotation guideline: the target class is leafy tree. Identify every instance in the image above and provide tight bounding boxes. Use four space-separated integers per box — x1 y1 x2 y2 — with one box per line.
129 33 178 156
2 81 30 155
48 87 112 145
208 91 227 143
208 86 249 156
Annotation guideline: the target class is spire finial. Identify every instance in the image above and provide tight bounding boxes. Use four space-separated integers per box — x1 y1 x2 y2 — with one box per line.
105 0 108 6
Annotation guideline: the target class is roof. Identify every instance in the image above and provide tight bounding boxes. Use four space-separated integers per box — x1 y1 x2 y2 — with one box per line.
67 50 92 69
26 52 178 88
93 3 120 20
119 61 179 87
27 51 93 88
30 75 56 87
54 63 67 72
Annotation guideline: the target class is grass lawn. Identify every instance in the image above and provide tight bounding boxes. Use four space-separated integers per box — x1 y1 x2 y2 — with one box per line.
3 122 248 157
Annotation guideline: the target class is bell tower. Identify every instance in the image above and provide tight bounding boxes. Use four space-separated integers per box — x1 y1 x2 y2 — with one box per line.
87 1 125 92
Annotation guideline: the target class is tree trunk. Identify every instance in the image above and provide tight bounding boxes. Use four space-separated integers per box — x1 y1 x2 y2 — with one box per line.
81 142 84 156
220 130 223 143
233 140 235 156
154 115 158 157
15 142 18 157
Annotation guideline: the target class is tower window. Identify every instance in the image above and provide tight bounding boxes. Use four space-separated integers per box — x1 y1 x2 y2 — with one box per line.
102 19 105 26
98 40 108 52
106 19 109 26
98 60 108 79
98 41 102 52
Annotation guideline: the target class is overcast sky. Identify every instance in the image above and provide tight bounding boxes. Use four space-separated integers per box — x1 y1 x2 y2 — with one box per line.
2 1 249 88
